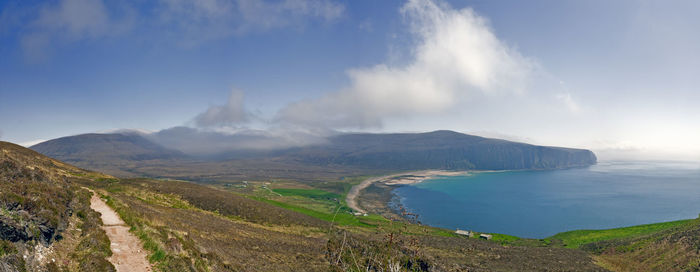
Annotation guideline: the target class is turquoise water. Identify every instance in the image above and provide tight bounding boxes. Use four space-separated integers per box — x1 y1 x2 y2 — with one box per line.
393 161 700 238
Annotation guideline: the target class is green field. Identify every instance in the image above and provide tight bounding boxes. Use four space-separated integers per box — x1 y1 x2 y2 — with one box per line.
272 188 341 200
549 218 695 248
250 195 386 227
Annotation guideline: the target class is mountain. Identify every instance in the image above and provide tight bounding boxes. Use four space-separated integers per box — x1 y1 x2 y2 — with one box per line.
31 133 188 177
282 130 597 170
30 130 596 181
31 133 186 162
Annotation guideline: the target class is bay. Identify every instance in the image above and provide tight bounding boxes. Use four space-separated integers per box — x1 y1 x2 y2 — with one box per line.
393 161 700 238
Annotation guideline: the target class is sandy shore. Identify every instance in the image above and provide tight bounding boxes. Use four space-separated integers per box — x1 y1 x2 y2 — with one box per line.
345 170 468 214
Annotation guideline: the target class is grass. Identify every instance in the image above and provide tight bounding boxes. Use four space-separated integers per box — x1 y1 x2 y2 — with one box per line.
0 143 116 271
272 188 341 201
488 233 522 244
249 196 385 227
100 193 173 267
91 180 330 271
268 186 355 214
549 219 695 248
84 176 613 271
0 240 17 257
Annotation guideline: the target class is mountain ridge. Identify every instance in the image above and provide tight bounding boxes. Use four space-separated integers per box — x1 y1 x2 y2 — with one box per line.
289 130 596 170
30 130 596 180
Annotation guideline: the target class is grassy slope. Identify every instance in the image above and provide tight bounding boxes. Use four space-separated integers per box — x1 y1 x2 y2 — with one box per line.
88 179 329 271
269 183 700 272
0 141 115 271
15 137 685 272
261 182 458 237
80 174 699 272
250 196 385 228
12 139 700 271
77 176 607 271
550 219 696 249
578 217 700 272
273 188 341 199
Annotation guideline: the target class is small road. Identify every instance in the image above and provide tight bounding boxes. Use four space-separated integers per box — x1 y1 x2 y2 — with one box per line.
87 189 152 272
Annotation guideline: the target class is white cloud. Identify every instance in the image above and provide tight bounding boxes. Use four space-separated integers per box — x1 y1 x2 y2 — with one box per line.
556 92 580 113
276 0 537 129
34 0 112 39
11 0 344 58
358 19 373 32
18 0 134 61
158 0 345 45
236 0 344 29
150 126 327 155
194 89 250 127
18 139 46 147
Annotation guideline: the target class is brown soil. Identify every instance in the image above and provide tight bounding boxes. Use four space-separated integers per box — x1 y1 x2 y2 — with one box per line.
88 190 152 272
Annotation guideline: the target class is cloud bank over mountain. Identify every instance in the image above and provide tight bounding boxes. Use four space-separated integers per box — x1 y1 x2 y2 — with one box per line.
275 0 538 129
4 0 700 161
169 0 586 156
194 90 250 127
172 0 587 156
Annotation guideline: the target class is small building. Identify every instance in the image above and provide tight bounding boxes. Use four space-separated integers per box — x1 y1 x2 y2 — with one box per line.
455 229 473 237
479 234 492 240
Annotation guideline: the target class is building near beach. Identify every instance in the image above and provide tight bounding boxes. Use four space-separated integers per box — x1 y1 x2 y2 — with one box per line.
455 229 473 237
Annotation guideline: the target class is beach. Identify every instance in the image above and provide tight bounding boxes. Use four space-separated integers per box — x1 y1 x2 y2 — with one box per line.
345 170 468 214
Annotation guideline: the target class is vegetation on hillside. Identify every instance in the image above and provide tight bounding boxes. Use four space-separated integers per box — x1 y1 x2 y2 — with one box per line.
6 140 700 271
0 142 114 271
550 219 696 249
578 218 700 271
81 178 329 271
76 174 609 271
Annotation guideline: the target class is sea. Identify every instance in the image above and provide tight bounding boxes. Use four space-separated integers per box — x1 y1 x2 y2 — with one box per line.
392 161 700 238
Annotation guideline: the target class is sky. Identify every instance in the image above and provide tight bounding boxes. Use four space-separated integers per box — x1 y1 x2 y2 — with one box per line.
1 0 699 160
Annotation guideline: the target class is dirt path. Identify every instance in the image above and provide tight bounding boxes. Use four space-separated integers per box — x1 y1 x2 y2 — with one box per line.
87 189 152 272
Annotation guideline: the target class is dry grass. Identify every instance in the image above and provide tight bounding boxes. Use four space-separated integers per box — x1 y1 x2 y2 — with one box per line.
0 142 114 271
84 179 330 271
583 217 700 272
78 175 616 272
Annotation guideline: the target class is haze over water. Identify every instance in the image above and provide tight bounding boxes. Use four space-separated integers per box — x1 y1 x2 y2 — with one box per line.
394 161 700 238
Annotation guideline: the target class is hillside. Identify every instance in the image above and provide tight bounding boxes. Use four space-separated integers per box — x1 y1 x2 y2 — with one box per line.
31 133 186 162
31 133 188 177
31 130 596 181
0 141 114 271
10 139 700 271
548 218 700 271
284 130 597 170
6 140 615 271
84 170 609 271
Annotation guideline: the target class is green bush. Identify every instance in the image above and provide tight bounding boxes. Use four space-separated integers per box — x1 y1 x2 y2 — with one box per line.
0 239 17 257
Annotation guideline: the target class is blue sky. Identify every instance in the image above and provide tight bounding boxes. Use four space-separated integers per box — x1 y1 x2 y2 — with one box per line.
1 0 699 160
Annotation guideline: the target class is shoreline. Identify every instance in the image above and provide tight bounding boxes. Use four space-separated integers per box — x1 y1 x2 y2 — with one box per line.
345 170 468 214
